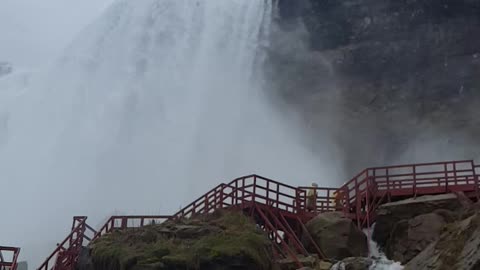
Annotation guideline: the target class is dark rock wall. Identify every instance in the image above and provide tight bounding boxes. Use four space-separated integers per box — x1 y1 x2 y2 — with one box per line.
269 0 480 177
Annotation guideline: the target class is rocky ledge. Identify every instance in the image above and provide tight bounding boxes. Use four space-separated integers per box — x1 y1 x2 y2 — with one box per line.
370 192 480 269
80 211 274 270
77 194 480 270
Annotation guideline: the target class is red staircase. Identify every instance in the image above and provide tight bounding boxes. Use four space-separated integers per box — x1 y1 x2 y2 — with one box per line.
37 217 96 270
36 160 479 270
0 246 20 270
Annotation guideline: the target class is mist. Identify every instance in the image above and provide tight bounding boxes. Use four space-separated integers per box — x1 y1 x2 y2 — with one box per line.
0 0 114 69
0 0 340 266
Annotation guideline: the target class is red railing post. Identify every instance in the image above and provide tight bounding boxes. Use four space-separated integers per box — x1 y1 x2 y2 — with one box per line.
253 175 257 202
205 194 209 213
386 168 390 193
220 185 225 208
235 179 239 206
266 180 270 206
355 177 360 228
413 165 417 196
444 163 448 192
453 162 458 187
276 184 280 209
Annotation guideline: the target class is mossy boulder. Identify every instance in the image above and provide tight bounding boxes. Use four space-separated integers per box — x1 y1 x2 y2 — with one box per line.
87 211 273 270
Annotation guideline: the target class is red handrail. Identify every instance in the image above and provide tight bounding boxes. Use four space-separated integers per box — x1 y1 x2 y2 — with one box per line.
338 160 478 228
36 160 480 270
172 174 305 220
0 246 20 270
37 217 96 270
92 215 172 241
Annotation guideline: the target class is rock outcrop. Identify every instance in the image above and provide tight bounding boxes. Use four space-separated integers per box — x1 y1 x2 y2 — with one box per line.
373 194 461 249
385 211 450 263
303 212 368 260
331 257 373 270
85 211 273 270
405 213 480 270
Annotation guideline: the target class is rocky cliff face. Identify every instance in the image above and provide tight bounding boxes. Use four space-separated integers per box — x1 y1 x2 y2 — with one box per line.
405 212 480 270
270 0 480 176
368 193 480 269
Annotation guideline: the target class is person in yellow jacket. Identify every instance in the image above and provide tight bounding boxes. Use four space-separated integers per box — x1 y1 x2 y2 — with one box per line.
307 183 318 211
332 189 344 211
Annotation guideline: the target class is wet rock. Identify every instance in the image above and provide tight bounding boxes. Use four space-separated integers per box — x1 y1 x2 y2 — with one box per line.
318 261 332 270
405 214 480 270
386 212 449 263
331 257 373 270
278 255 317 270
303 212 368 260
373 194 462 248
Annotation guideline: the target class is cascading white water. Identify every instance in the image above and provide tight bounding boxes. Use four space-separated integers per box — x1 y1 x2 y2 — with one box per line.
367 238 404 270
0 0 330 265
330 225 403 270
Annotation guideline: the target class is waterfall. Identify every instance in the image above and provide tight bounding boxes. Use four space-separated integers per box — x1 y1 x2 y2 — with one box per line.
368 239 404 270
0 0 324 264
330 225 404 270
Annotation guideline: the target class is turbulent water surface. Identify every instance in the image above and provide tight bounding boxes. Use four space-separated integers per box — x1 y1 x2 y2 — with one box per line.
1 0 326 264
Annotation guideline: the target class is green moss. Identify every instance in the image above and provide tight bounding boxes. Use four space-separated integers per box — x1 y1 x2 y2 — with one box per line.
90 210 272 270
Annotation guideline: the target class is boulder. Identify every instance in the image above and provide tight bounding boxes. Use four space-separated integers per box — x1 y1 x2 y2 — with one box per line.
385 211 451 264
303 212 368 260
318 261 333 270
373 194 462 248
277 255 317 270
405 213 480 270
330 257 373 270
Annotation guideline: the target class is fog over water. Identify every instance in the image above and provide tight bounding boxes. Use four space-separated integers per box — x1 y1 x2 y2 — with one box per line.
0 0 338 265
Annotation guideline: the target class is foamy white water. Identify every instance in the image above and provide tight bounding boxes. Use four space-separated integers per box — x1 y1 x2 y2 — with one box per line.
331 226 403 270
0 0 331 265
366 226 404 270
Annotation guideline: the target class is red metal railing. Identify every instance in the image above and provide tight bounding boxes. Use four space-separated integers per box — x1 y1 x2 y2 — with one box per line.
172 184 227 219
298 186 339 213
172 174 307 220
252 205 304 268
339 160 478 228
36 159 480 270
92 215 171 241
0 246 20 270
37 217 96 270
39 215 172 270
